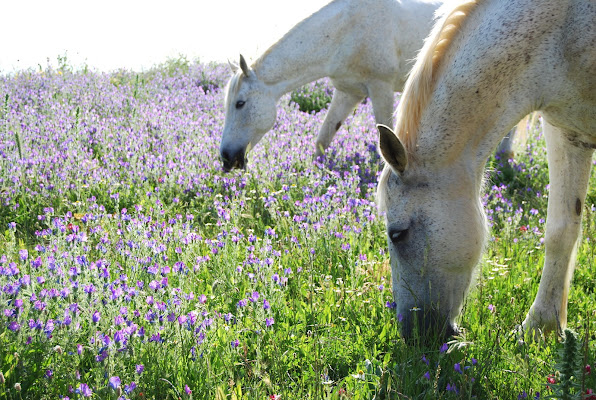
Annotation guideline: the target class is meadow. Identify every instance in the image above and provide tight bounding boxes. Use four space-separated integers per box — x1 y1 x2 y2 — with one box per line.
0 58 595 399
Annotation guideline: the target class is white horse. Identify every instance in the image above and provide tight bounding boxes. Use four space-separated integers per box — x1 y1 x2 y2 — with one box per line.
377 0 595 340
219 0 443 171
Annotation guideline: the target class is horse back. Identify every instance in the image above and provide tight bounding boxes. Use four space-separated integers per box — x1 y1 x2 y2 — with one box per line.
328 0 438 91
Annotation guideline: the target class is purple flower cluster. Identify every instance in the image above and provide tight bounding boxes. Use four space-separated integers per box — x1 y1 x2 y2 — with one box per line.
0 63 389 397
0 60 564 399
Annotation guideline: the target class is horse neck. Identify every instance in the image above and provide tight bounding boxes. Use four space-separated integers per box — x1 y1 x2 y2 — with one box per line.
251 0 350 97
414 0 551 183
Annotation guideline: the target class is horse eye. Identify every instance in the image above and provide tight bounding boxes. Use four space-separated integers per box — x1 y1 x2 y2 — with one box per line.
235 100 245 109
389 228 409 244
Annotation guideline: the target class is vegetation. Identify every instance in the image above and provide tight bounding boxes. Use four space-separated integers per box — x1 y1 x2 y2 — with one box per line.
0 61 594 399
290 80 333 113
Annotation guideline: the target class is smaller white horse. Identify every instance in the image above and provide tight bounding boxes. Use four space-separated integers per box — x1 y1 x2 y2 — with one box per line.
219 0 442 171
377 0 595 340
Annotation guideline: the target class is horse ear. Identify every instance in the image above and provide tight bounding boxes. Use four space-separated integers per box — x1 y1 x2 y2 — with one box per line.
239 54 251 77
378 124 408 174
228 59 239 73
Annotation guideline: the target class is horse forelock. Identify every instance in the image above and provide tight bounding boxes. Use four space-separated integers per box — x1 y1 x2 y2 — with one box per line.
394 0 481 155
224 72 244 111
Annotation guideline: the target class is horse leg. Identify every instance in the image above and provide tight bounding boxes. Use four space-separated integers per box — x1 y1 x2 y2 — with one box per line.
496 127 517 160
315 89 363 158
522 121 594 336
496 114 533 160
367 81 396 132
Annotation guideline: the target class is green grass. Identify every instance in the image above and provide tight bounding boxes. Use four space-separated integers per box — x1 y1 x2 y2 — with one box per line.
0 65 594 399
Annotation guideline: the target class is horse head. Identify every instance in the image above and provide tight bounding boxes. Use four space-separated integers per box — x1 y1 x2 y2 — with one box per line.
220 55 277 171
377 124 487 342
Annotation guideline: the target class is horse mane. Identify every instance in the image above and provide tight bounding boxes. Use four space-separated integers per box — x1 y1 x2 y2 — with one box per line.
395 0 481 155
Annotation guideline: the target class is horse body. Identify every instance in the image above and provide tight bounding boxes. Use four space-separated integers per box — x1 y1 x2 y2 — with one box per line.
378 0 595 339
219 0 442 170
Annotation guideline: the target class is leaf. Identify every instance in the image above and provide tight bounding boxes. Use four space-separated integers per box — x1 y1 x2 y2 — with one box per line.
215 385 226 400
383 352 391 366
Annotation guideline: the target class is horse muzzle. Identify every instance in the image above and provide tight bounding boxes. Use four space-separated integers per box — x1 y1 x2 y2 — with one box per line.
220 147 246 172
399 307 458 345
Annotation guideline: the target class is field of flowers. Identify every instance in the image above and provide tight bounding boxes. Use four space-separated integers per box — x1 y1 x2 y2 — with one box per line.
0 59 595 399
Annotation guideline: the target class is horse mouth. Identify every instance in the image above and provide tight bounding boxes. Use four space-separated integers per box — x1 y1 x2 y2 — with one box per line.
222 158 245 172
399 307 459 345
221 148 246 172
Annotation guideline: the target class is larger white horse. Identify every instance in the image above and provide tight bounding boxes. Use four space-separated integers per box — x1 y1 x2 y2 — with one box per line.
219 0 442 171
377 0 595 340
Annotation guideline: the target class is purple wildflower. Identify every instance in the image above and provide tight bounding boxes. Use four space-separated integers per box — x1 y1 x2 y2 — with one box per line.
446 383 458 393
149 333 162 342
92 310 100 323
237 299 248 308
249 291 260 302
124 381 137 394
108 376 121 390
76 383 92 397
454 363 463 374
8 321 20 332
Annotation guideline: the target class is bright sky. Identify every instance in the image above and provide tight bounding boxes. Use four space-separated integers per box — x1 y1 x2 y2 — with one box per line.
1 0 328 73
